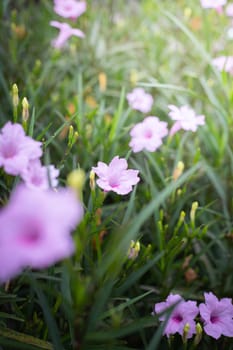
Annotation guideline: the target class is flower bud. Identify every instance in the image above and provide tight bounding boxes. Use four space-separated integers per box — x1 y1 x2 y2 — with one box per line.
12 83 19 108
22 97 29 122
190 201 198 224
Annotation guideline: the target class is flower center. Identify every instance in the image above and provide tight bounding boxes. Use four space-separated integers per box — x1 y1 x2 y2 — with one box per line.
19 220 42 245
144 129 153 139
210 315 219 324
172 313 183 323
2 143 18 159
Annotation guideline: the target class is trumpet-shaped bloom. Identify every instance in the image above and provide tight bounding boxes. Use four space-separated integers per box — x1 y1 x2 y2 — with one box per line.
0 185 83 282
200 0 226 8
54 0 86 19
129 116 168 153
0 122 42 176
168 105 205 135
199 292 233 339
154 294 199 338
126 88 153 113
50 21 85 49
92 156 140 195
21 159 59 190
212 56 233 75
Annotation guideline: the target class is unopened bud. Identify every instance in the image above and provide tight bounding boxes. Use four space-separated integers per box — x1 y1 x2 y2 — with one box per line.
182 322 190 344
12 83 19 108
89 170 96 191
194 323 202 346
190 201 198 224
173 161 184 181
67 169 85 199
98 72 107 92
127 240 140 259
22 97 29 122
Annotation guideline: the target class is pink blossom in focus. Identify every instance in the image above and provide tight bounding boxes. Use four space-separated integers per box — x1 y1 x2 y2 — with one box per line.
199 292 233 339
21 159 59 190
154 294 199 338
168 105 205 136
92 156 140 195
129 116 168 153
226 3 233 16
0 185 83 282
126 88 153 113
200 0 226 9
54 0 86 20
50 21 85 49
212 56 233 75
0 122 42 176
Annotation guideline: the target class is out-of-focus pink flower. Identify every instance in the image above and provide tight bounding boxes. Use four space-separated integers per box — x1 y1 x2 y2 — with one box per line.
0 122 42 176
129 116 168 153
168 105 205 136
226 3 233 16
92 156 140 195
199 292 233 339
126 88 153 113
200 0 226 9
21 159 59 190
0 185 83 282
212 56 233 75
154 294 199 338
50 21 85 49
54 0 86 20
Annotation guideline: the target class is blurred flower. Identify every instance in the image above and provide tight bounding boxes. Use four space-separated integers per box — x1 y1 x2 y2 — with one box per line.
199 292 233 339
212 56 233 75
226 3 233 16
0 184 83 282
50 21 85 49
126 88 153 113
154 294 198 338
21 159 59 190
200 0 226 9
168 105 205 136
54 0 86 20
129 116 168 153
92 156 140 195
227 27 233 39
0 122 42 176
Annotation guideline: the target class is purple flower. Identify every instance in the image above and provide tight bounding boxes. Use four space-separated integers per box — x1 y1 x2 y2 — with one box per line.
199 292 233 339
0 122 42 176
0 185 83 282
54 0 86 20
50 21 85 49
126 88 153 113
200 0 226 8
92 156 140 195
212 56 233 75
226 3 233 17
168 105 205 136
129 116 168 153
21 159 59 190
154 294 199 338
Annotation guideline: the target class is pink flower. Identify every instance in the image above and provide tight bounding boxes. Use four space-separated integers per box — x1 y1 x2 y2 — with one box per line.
92 156 140 195
0 122 42 176
199 292 233 339
126 88 153 113
54 0 86 20
200 0 226 9
21 159 59 190
0 185 83 282
154 294 199 338
50 21 85 49
226 3 233 16
129 116 168 153
168 105 205 136
212 56 233 75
